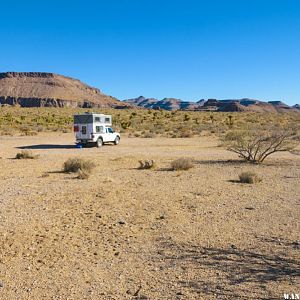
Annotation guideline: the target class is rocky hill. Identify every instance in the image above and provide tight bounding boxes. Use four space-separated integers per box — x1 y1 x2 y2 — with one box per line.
124 96 299 112
0 72 128 108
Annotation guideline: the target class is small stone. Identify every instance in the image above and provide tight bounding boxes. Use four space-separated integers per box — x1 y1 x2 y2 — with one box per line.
118 220 126 225
245 207 254 210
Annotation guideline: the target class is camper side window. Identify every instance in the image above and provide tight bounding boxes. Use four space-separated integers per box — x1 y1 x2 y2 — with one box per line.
105 117 110 123
96 126 104 133
95 117 101 122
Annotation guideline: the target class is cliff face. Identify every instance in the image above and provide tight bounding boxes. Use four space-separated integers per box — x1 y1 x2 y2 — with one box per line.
0 72 126 108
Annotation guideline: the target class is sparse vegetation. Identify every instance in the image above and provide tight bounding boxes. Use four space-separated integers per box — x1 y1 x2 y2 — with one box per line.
239 171 262 184
138 160 156 169
171 158 194 171
63 157 96 179
0 107 299 138
223 129 299 163
15 150 39 159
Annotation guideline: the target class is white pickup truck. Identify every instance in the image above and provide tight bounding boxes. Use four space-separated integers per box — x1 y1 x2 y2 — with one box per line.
74 113 120 147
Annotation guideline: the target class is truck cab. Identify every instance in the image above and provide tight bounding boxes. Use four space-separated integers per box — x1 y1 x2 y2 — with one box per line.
74 113 120 147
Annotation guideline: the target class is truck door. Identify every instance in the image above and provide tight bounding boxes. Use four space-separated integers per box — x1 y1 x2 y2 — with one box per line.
107 127 116 142
79 124 89 140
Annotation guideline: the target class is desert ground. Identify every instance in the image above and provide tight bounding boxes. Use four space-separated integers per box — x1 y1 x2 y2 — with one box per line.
0 133 299 299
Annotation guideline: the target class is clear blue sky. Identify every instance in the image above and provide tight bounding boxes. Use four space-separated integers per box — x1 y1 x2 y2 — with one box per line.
1 0 299 105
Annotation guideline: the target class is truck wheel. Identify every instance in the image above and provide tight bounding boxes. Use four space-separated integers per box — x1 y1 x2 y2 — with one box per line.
96 138 103 148
114 136 120 145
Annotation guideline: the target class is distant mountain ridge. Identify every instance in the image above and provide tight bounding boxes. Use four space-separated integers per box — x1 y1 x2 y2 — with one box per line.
0 72 298 112
124 96 300 112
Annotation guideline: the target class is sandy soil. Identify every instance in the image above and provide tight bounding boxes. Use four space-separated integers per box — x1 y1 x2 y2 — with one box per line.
0 133 299 299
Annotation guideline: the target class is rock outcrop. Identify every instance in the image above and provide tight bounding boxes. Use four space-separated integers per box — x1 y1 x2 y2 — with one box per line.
0 72 128 108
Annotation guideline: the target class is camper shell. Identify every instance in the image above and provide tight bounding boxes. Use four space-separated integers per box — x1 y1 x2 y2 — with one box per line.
74 112 120 147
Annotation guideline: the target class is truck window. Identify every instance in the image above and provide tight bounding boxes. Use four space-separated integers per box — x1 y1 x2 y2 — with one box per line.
82 126 87 134
107 128 113 133
74 115 93 124
96 126 104 133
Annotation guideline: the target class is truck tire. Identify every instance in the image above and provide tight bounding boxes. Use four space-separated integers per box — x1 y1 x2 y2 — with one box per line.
114 136 120 145
96 138 103 148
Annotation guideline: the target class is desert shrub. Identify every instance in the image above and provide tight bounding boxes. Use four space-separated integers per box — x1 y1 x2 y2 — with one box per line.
184 114 190 121
20 130 38 136
138 160 155 170
222 129 298 163
171 158 194 171
142 132 156 138
63 157 95 178
0 127 15 136
77 169 90 179
15 150 39 159
121 120 131 129
239 171 262 184
178 130 193 138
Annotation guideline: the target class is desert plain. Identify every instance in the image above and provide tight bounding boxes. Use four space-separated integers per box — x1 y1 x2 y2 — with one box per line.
0 132 299 300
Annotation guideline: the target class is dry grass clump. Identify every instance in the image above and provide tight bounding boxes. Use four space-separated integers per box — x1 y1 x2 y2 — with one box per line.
77 169 90 180
141 132 156 138
63 157 96 179
138 160 156 170
171 158 194 171
15 150 39 159
239 171 262 184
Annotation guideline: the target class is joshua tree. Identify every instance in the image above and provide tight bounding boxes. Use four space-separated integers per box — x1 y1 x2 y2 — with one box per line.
228 115 233 127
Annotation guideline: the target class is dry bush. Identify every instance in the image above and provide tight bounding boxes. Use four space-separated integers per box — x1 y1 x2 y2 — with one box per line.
222 129 298 163
141 132 156 138
15 150 39 159
239 171 262 184
138 160 156 169
290 149 300 156
171 158 194 171
63 157 95 179
77 169 90 180
19 126 38 136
